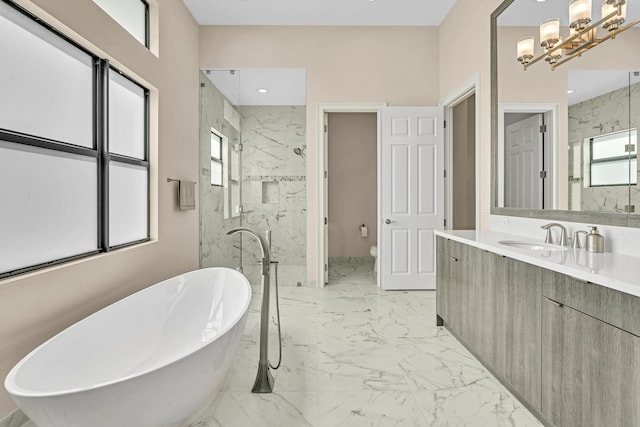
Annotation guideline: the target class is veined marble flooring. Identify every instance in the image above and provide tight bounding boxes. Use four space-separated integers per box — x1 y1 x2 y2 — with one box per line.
2 262 543 427
187 262 542 427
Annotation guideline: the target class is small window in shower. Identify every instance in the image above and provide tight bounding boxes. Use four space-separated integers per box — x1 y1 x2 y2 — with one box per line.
588 129 637 187
211 130 223 187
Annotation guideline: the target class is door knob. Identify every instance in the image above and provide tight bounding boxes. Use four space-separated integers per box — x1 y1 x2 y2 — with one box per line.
385 219 395 224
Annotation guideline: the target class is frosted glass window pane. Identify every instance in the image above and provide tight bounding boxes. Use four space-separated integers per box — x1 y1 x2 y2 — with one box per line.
93 0 146 45
211 132 222 159
230 150 239 181
211 160 222 186
109 162 148 246
231 181 240 218
591 159 636 186
0 141 98 274
0 2 93 147
592 130 637 160
109 69 145 159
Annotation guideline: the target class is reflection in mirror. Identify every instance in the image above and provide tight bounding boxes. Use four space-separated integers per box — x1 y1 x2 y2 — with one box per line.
494 0 640 222
199 68 308 285
568 70 638 212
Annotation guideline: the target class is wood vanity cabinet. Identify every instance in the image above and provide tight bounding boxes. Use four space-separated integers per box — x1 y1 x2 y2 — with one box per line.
541 271 640 427
437 236 640 426
435 237 542 410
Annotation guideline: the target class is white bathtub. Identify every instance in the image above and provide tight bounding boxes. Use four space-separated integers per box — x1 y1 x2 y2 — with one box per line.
4 267 251 427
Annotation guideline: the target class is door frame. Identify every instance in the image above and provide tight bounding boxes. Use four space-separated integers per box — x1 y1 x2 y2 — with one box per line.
498 103 559 209
440 74 481 230
317 103 387 288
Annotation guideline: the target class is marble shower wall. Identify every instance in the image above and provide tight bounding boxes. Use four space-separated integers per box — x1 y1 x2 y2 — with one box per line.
239 106 307 286
568 81 639 212
199 72 241 269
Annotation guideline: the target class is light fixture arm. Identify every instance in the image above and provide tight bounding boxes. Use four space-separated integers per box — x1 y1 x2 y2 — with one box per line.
549 16 640 69
522 3 628 71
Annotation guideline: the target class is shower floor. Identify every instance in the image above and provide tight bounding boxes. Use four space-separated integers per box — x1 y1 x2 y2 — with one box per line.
2 263 542 427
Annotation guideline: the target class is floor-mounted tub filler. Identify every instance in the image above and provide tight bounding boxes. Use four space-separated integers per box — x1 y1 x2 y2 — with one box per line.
4 267 251 427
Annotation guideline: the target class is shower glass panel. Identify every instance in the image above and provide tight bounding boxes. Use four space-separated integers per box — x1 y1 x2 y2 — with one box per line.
199 68 307 285
199 69 242 271
630 71 640 215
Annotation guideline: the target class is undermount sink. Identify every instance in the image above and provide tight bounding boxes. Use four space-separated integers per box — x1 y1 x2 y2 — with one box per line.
498 240 568 252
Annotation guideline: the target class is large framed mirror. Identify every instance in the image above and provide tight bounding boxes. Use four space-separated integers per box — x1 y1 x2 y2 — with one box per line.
491 0 640 227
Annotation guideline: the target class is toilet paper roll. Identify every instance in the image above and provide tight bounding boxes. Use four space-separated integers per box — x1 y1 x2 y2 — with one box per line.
360 225 368 238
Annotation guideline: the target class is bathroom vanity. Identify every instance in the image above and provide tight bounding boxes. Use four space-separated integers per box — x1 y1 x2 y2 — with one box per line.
435 230 640 427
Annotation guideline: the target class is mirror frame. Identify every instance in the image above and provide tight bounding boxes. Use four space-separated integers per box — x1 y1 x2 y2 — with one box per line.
490 0 635 228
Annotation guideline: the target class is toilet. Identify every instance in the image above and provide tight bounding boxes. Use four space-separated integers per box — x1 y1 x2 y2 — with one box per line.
370 245 378 272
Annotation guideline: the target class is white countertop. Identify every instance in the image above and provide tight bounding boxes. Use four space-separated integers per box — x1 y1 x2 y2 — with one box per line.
435 229 640 298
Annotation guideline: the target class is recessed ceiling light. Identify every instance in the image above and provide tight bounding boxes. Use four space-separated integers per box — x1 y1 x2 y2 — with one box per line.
567 89 575 94
257 88 268 94
537 0 546 2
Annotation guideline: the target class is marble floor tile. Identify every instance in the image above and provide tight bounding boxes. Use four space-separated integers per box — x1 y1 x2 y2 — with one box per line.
318 391 427 427
414 379 543 427
190 392 318 427
317 347 410 392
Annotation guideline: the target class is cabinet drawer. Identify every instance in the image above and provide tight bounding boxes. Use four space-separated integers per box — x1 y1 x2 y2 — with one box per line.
542 270 640 336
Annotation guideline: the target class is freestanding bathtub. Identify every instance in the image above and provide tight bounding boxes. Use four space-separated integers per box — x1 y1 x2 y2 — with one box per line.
4 267 251 427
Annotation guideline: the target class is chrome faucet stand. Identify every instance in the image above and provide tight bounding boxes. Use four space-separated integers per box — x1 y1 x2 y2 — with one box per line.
226 227 274 393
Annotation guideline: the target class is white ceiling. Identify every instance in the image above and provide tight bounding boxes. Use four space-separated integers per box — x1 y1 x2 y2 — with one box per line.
568 70 640 105
498 0 640 27
183 0 457 26
204 68 306 106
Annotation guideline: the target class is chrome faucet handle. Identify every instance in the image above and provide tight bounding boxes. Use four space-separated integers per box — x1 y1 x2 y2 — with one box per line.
572 230 588 249
541 223 567 246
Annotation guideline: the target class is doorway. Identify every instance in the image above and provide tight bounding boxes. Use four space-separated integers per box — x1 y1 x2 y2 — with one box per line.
450 93 477 229
442 77 480 231
326 112 378 286
498 103 558 210
317 103 385 287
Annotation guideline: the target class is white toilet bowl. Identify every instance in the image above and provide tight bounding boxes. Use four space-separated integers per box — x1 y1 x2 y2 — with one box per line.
370 245 378 272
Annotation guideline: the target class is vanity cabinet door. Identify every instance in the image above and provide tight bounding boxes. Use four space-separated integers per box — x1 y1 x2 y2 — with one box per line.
467 248 500 368
494 258 542 410
436 236 450 324
435 237 468 337
542 298 640 427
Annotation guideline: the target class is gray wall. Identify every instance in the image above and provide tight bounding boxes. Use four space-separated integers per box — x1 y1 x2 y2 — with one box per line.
327 113 377 257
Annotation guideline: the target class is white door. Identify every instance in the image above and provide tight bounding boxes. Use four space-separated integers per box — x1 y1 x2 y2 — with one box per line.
505 114 543 209
380 106 444 290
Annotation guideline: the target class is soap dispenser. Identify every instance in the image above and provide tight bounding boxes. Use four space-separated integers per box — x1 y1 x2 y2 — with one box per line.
586 226 604 253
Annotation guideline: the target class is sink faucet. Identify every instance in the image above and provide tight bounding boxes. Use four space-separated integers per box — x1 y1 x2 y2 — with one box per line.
541 223 567 246
225 227 274 393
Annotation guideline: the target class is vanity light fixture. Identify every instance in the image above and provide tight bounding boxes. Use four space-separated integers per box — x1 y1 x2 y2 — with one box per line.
569 0 592 30
602 0 627 29
516 0 639 71
517 36 535 64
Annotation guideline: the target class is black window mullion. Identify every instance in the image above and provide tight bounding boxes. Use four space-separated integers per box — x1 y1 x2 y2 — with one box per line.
97 58 110 252
143 0 150 49
110 153 149 168
0 130 98 158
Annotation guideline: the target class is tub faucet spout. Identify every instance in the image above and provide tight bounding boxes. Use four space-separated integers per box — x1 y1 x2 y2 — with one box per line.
225 227 274 393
